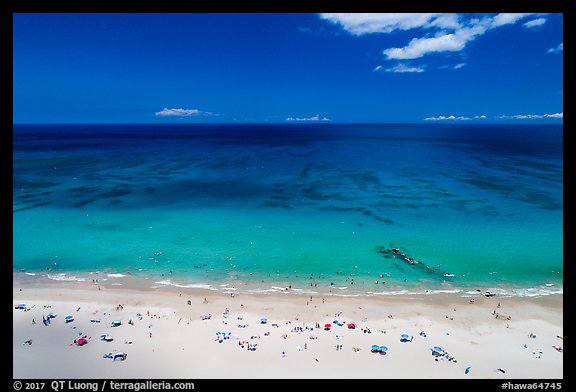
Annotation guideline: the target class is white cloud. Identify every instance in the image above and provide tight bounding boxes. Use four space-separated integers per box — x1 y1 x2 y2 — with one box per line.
375 63 425 73
425 113 562 121
155 108 213 117
383 14 532 60
498 112 563 119
424 115 472 121
384 33 467 60
491 13 535 27
430 14 462 29
319 13 443 35
437 63 467 70
547 43 563 54
321 13 540 62
286 114 331 121
523 18 547 29
424 114 487 121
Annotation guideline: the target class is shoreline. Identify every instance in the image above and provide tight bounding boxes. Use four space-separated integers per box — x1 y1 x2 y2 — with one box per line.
13 271 563 379
13 269 564 300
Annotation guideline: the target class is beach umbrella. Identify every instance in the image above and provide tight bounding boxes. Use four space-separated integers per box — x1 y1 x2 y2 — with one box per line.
76 338 87 346
379 346 388 352
371 345 380 352
347 323 356 329
433 346 443 353
400 333 412 342
465 367 471 374
324 323 331 329
65 316 74 323
260 318 268 324
47 312 57 318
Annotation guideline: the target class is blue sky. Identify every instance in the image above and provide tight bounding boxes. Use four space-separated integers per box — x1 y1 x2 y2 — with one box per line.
13 13 563 123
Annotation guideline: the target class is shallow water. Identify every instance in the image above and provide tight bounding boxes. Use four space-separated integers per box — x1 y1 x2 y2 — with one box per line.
13 123 563 295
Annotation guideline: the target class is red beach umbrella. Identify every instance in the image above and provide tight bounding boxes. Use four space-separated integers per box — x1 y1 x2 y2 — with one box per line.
76 338 88 346
324 324 331 330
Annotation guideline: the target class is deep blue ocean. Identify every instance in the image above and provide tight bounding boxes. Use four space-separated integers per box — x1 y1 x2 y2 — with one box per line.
12 123 563 296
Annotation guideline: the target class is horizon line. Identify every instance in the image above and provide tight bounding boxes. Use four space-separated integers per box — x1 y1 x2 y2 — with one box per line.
12 120 564 126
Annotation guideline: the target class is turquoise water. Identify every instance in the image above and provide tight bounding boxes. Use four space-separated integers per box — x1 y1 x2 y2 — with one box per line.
13 124 563 295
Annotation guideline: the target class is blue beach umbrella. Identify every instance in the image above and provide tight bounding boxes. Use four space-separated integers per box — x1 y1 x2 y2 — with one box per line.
65 316 74 323
371 345 380 352
433 346 443 353
465 367 471 374
379 346 388 352
260 318 268 324
400 334 409 339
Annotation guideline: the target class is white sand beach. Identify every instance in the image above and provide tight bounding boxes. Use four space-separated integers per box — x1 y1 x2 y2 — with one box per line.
13 273 563 379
